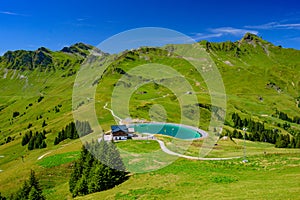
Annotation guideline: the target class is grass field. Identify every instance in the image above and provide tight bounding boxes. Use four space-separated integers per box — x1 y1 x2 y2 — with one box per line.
1 37 300 199
79 150 300 200
37 151 80 168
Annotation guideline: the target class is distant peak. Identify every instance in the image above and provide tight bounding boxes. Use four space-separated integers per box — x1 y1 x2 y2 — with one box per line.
239 32 273 50
241 32 261 42
71 43 94 50
36 47 51 54
60 43 94 57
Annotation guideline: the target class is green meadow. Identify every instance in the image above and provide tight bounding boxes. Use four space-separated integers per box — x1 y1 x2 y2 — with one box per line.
0 35 300 199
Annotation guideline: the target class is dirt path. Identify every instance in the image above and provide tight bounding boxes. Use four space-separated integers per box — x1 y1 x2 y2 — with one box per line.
37 141 77 160
155 139 240 160
134 131 240 161
38 151 52 160
103 103 122 124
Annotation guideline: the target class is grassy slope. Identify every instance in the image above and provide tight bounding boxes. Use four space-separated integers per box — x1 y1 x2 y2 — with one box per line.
0 37 300 198
80 149 300 200
0 51 83 198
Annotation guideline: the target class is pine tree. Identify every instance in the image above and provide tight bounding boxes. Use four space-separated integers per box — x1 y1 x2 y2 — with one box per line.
40 140 47 149
28 138 34 150
22 133 30 146
29 170 42 193
106 142 126 172
54 137 59 145
73 176 88 197
42 120 47 127
69 141 128 197
28 187 40 200
20 180 31 198
87 163 105 193
69 161 83 194
12 170 45 200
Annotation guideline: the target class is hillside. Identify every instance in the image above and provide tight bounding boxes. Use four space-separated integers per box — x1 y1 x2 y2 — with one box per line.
0 33 300 199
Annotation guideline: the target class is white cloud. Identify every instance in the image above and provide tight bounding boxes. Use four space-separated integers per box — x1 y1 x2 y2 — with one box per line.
192 33 223 40
209 27 258 36
0 11 18 15
0 11 27 16
245 22 300 30
192 27 258 41
276 23 300 29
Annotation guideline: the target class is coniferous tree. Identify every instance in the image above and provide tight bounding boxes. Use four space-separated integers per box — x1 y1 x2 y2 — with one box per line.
73 176 88 197
42 120 47 127
22 133 30 146
11 170 45 200
40 141 47 149
69 161 83 194
54 121 93 145
28 137 34 150
28 187 40 200
69 141 128 197
54 137 59 145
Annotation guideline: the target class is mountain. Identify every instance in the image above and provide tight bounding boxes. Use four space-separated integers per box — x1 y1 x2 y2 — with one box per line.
0 34 300 199
0 43 106 72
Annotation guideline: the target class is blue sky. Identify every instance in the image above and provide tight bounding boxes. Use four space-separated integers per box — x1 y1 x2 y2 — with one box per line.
1 0 300 54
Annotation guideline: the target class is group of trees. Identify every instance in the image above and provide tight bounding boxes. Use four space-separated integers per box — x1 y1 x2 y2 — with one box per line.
53 105 61 113
275 110 300 124
69 140 128 197
230 113 300 148
54 121 93 145
0 136 13 146
4 136 13 144
22 130 47 150
2 170 45 200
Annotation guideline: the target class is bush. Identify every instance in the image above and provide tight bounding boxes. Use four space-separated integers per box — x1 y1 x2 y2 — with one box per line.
12 111 20 118
37 96 44 103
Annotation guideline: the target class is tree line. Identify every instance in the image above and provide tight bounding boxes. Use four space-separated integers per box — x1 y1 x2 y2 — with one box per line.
69 139 128 197
230 113 300 148
54 121 93 145
0 136 15 146
274 109 300 125
22 130 47 150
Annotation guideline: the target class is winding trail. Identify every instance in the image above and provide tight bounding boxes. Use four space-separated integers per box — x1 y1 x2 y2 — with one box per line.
103 103 122 124
155 139 240 161
133 133 240 161
37 141 77 160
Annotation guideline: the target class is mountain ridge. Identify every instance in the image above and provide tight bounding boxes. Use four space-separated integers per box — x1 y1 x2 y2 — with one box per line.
0 43 105 72
1 33 299 72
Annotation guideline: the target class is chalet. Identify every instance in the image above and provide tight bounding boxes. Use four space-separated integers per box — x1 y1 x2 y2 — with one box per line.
111 125 135 140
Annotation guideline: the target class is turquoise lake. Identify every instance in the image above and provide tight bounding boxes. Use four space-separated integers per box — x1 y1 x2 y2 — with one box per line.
131 123 202 139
